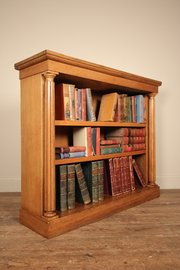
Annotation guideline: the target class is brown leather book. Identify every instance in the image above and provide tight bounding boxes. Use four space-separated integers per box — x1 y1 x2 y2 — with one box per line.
55 83 75 120
98 92 118 121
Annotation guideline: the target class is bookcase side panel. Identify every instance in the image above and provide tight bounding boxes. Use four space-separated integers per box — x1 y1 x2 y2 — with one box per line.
21 74 44 216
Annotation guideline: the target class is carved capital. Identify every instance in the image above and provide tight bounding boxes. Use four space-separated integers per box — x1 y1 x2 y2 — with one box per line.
43 71 58 80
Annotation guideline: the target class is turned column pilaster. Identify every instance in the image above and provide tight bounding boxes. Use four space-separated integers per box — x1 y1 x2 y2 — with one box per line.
43 71 57 217
148 93 157 186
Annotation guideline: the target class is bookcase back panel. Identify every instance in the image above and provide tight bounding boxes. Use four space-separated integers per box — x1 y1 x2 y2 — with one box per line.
55 127 73 147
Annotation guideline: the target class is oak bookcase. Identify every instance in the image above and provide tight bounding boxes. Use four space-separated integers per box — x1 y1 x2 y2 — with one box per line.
15 50 162 238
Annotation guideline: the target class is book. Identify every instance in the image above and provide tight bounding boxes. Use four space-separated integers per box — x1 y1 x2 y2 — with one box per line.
86 88 96 121
114 94 127 122
55 83 75 120
98 92 118 121
91 127 100 155
56 165 67 212
129 128 146 137
81 89 86 121
67 164 75 210
75 163 91 204
82 162 99 203
136 95 144 123
73 127 93 156
132 159 146 187
129 156 136 191
104 136 129 145
106 128 129 137
103 160 112 195
100 145 122 155
69 152 86 158
97 160 104 201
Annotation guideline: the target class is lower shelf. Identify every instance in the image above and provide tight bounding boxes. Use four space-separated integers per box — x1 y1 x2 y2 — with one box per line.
20 185 160 238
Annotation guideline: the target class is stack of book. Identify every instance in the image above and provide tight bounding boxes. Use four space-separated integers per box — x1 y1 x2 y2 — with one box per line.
98 92 147 123
105 127 146 152
104 156 146 196
56 161 104 212
55 84 96 121
100 140 122 155
55 146 86 159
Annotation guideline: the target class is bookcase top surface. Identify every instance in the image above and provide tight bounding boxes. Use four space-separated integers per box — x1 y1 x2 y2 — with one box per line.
14 50 162 88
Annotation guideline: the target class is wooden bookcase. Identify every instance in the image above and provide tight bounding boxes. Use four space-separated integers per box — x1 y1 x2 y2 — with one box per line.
14 50 162 238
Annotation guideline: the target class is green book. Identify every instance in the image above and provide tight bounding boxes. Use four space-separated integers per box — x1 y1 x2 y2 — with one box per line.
56 165 67 212
100 145 122 155
75 163 91 205
97 160 104 201
67 164 75 210
82 161 99 203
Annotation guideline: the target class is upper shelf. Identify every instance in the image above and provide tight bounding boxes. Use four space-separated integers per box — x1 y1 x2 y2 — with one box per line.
14 50 162 93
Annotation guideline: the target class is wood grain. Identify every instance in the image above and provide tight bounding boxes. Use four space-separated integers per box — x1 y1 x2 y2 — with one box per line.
0 190 180 269
20 74 44 216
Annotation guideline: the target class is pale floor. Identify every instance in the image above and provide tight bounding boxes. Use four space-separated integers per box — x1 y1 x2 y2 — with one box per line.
0 190 180 270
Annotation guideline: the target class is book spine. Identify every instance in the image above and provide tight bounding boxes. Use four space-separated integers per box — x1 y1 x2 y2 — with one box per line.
132 159 146 187
106 127 129 137
86 88 96 121
136 95 144 123
128 156 135 191
68 146 86 152
69 84 75 120
108 159 115 196
60 153 70 159
69 152 86 158
100 145 122 155
78 89 82 120
104 136 129 145
131 95 136 122
114 94 120 122
91 128 96 155
96 128 101 155
67 164 75 210
74 88 79 120
129 136 146 144
97 160 104 201
87 127 93 156
112 158 121 195
119 157 125 193
91 161 98 203
63 85 70 120
59 165 67 211
81 89 86 121
75 164 91 204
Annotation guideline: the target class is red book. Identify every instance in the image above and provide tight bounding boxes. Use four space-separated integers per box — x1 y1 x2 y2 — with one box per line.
132 159 146 187
96 127 100 155
129 156 135 191
81 89 86 121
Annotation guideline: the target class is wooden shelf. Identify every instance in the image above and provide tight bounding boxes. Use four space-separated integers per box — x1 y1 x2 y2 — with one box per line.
55 120 146 127
55 150 146 165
